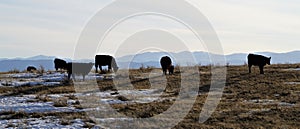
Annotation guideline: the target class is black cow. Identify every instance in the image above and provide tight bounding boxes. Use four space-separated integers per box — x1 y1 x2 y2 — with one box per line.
248 54 271 74
66 62 94 81
160 56 173 75
27 66 37 72
95 55 119 73
54 58 67 71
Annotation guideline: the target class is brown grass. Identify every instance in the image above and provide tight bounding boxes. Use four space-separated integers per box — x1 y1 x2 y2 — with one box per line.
0 64 299 128
0 85 75 96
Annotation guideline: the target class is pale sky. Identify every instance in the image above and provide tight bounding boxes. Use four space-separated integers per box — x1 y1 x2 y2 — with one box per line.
0 0 299 59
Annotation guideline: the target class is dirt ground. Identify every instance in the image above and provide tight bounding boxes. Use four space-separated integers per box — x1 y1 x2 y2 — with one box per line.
0 64 299 128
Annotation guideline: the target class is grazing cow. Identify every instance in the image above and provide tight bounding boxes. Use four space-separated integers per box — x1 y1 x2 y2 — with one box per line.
66 62 94 81
160 56 173 75
95 55 119 73
27 66 37 72
54 58 67 71
248 54 271 74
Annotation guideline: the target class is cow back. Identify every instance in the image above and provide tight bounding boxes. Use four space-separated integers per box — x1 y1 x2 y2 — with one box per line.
248 54 271 66
54 58 67 69
67 62 94 75
160 56 172 68
95 55 119 72
95 55 113 66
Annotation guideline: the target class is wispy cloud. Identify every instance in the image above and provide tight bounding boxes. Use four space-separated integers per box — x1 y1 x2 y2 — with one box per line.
190 0 300 53
0 0 112 58
0 0 299 58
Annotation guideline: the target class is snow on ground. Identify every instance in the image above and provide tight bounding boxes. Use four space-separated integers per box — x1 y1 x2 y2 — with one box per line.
0 72 115 87
8 73 41 78
0 95 80 113
0 89 172 113
0 72 174 128
284 82 300 85
0 117 102 129
0 94 95 128
0 89 172 128
291 68 300 71
76 89 170 104
282 68 300 71
116 89 165 103
244 99 296 107
0 72 67 87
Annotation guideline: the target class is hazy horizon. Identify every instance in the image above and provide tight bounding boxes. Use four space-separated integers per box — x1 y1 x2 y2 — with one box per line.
1 50 300 60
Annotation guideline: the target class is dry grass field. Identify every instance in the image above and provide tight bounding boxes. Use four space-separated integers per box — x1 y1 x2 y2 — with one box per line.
0 64 299 128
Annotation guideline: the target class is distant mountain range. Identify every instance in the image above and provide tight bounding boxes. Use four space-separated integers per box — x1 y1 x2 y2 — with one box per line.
0 51 299 72
0 55 69 62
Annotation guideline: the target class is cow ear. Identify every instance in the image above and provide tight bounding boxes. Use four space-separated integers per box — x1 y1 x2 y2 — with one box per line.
269 57 271 59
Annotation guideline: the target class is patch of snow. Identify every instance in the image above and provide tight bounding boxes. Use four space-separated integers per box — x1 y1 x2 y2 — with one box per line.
71 119 86 128
9 73 41 78
96 118 133 122
0 81 61 87
278 102 295 107
76 89 168 104
0 72 66 87
76 91 113 98
135 97 161 103
117 89 162 96
100 99 125 104
117 89 163 102
70 73 114 81
80 89 169 104
274 94 280 97
282 68 300 71
248 108 271 114
0 95 79 113
12 81 40 87
247 99 275 104
292 68 300 71
0 117 91 129
245 99 295 107
284 82 300 85
42 82 61 86
46 94 65 98
42 77 65 82
68 100 78 105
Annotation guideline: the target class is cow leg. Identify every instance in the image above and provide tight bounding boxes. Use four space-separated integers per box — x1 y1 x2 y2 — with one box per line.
259 66 264 74
83 75 85 81
108 65 112 72
95 65 98 73
169 69 173 75
163 68 167 75
99 66 103 73
68 73 72 80
248 65 252 73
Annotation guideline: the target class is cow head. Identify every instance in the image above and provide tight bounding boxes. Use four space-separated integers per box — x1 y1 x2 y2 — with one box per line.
115 67 119 72
267 57 271 65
